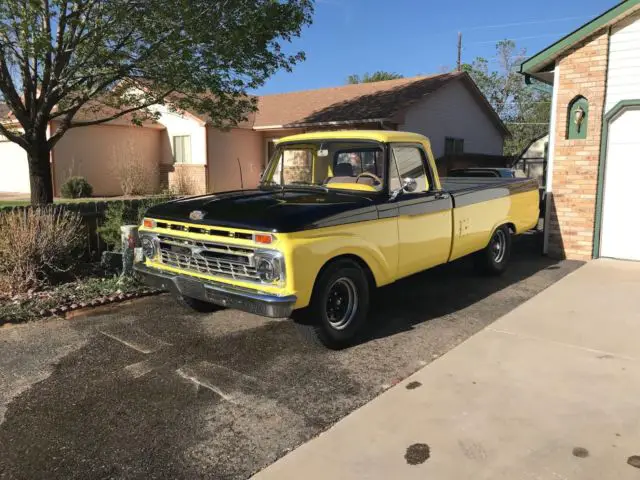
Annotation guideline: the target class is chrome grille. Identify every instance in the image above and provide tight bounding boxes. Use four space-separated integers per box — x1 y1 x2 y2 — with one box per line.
157 234 259 282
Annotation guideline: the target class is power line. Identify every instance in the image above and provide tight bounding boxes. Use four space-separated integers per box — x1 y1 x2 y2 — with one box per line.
459 15 590 32
467 33 566 46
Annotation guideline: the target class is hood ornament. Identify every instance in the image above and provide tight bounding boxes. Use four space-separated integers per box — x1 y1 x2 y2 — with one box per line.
189 210 206 221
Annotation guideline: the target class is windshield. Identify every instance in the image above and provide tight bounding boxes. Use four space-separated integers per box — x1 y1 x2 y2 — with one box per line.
262 141 386 192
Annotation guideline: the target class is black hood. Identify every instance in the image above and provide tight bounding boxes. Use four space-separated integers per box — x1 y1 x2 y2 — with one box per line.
145 188 380 232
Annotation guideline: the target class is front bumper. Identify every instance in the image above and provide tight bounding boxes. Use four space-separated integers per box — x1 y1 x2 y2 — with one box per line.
134 263 297 318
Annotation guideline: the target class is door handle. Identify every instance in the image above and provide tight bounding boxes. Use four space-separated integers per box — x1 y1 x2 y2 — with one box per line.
434 191 450 200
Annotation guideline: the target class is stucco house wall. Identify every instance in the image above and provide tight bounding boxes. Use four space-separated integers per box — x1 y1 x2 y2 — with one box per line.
154 105 208 195
399 80 505 158
207 128 264 193
52 123 162 196
0 132 30 194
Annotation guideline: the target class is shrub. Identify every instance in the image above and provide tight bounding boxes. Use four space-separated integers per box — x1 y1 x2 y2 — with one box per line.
114 152 153 196
97 195 172 250
61 176 93 199
0 207 85 293
170 168 198 196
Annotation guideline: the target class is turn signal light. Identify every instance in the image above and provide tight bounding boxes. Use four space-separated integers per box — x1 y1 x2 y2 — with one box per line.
143 218 156 229
254 234 273 245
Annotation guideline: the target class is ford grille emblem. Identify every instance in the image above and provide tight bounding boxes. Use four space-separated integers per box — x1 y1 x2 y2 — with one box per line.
189 210 205 221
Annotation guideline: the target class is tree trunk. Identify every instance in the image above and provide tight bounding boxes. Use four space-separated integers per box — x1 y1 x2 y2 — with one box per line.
27 140 54 205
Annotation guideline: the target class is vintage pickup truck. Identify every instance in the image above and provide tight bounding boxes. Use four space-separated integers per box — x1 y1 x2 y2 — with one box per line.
135 131 539 348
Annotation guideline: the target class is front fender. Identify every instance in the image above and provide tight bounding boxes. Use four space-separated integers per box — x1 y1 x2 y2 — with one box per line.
280 220 398 309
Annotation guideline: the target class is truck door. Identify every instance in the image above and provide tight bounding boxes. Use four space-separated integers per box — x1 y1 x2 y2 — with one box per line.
383 144 452 278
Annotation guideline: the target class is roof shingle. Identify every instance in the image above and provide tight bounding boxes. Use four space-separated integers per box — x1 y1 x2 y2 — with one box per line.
253 72 463 127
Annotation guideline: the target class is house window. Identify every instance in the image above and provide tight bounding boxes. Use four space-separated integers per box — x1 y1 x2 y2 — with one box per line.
566 96 589 140
445 137 464 155
173 135 192 164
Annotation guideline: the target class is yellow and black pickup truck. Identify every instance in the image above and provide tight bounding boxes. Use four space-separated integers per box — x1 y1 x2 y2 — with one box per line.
135 131 539 348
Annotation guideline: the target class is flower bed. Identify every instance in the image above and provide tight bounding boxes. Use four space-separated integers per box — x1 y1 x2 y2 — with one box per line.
0 274 162 325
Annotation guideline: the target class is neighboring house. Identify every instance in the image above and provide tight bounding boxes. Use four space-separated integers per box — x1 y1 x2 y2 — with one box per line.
520 0 640 261
0 71 508 197
513 133 549 187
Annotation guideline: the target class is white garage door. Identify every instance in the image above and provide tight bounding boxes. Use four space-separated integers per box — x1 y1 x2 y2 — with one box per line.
0 137 30 194
600 108 640 261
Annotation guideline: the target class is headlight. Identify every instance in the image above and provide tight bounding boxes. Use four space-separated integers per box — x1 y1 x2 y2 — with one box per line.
254 250 285 285
140 235 157 259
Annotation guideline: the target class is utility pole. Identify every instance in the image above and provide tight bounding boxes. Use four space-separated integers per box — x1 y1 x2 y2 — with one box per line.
457 32 462 71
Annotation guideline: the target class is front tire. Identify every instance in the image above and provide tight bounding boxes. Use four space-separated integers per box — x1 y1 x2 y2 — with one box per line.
176 295 222 313
294 259 370 349
475 225 512 275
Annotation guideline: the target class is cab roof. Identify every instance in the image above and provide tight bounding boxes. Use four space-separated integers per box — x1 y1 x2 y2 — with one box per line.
276 130 432 147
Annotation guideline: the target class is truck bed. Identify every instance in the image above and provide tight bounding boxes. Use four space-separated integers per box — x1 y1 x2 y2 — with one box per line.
441 177 539 208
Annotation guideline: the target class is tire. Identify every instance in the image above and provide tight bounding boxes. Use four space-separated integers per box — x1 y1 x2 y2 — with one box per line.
474 225 512 275
175 294 222 313
294 259 371 350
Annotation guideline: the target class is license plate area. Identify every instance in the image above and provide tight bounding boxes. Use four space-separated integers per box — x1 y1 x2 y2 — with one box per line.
177 277 206 299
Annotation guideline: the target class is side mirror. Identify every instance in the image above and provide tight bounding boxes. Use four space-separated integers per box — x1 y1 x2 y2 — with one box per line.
390 177 418 200
402 177 417 193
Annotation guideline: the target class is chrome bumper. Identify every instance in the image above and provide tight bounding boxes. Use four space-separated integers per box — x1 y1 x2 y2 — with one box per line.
134 263 296 318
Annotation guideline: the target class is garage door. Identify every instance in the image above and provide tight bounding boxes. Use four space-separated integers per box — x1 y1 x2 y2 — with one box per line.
0 137 30 194
600 108 640 261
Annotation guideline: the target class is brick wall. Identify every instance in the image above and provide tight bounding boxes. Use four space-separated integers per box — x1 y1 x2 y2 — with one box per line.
160 164 207 195
548 32 609 260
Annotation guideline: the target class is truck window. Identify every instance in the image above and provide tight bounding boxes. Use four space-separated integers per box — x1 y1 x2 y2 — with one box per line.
390 146 429 192
271 148 314 185
264 141 385 192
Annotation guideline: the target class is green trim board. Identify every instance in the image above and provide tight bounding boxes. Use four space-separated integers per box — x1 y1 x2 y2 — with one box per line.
592 99 640 258
520 0 640 76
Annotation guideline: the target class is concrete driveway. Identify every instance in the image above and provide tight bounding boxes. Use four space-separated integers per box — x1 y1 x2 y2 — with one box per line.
0 237 580 479
255 259 640 480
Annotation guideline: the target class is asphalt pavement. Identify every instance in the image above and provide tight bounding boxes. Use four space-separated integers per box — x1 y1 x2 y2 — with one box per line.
0 236 581 479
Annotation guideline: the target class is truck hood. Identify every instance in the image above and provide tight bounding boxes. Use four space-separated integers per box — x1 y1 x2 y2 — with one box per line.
145 188 379 232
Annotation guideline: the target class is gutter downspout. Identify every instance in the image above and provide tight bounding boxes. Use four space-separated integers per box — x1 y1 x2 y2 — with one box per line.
543 63 561 255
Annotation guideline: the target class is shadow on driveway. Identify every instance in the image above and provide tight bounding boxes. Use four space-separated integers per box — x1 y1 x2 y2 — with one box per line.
0 232 582 479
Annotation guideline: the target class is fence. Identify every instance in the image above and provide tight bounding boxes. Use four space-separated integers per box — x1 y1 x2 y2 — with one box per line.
0 197 170 260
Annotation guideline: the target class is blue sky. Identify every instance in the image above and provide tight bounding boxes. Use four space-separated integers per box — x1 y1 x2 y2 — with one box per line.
255 0 614 95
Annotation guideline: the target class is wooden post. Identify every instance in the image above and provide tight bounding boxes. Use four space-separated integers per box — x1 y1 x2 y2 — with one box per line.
457 32 462 72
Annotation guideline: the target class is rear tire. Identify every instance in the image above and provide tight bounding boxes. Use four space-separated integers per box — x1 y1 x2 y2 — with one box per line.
294 259 370 350
176 295 222 313
475 225 512 275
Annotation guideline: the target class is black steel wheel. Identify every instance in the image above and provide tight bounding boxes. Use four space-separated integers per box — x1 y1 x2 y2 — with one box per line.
294 259 370 349
474 225 512 275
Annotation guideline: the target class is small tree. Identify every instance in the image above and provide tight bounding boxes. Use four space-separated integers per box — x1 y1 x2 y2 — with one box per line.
113 139 153 196
462 40 551 156
347 71 404 84
0 0 313 205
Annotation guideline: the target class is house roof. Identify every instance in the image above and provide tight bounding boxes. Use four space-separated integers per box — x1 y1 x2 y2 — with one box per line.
0 103 13 122
517 131 549 160
0 71 509 136
251 72 509 136
0 100 161 127
520 0 640 82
